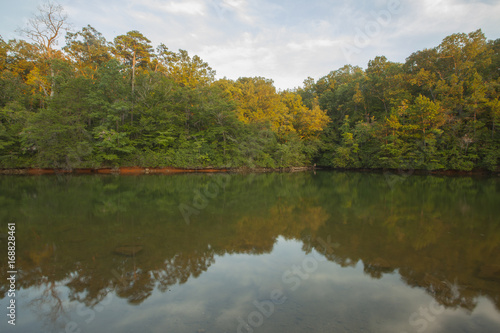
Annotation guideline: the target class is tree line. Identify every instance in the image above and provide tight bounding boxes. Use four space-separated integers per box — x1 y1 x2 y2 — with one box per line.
302 30 500 171
0 3 498 170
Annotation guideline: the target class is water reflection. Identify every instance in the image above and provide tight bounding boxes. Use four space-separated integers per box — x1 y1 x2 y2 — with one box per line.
0 172 499 332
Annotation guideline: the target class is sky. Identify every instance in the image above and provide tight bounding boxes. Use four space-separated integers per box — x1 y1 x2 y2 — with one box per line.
1 0 499 90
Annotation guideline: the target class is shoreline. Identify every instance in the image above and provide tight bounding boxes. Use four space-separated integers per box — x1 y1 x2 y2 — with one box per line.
328 167 499 177
0 166 497 176
0 166 314 175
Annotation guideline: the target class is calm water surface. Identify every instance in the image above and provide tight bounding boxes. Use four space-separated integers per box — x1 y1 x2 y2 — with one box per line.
0 171 499 333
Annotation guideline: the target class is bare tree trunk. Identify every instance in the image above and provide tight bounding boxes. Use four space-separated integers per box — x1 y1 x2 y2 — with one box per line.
131 52 136 124
50 65 55 97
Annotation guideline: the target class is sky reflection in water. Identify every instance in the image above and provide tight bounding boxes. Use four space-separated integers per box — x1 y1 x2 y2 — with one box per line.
0 171 499 332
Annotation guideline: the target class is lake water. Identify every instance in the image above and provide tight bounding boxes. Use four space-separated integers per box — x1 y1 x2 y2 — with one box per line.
0 171 499 333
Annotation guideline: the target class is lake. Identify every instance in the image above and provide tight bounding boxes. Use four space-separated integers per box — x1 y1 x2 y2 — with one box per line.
0 171 499 333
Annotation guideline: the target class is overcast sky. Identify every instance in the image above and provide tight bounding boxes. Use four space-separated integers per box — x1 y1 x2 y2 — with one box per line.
1 0 499 90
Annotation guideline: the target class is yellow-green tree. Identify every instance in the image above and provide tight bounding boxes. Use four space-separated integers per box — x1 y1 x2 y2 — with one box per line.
156 46 215 88
281 92 330 139
18 1 70 98
228 77 329 140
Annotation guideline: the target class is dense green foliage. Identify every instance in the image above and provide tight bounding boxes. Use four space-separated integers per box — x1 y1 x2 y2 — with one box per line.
300 30 500 171
0 22 329 169
0 5 498 170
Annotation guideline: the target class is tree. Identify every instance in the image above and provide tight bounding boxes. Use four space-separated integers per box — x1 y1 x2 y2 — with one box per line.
332 116 359 168
0 102 30 167
404 48 440 101
466 72 488 139
231 77 284 128
296 77 317 109
21 107 92 168
0 36 7 71
316 65 372 125
365 56 408 117
113 30 153 123
87 59 130 131
0 39 31 108
435 30 488 81
404 96 445 145
156 46 215 88
18 1 70 97
281 92 330 140
64 25 111 76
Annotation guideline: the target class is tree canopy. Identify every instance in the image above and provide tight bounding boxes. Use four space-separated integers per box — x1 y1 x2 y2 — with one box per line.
0 4 498 171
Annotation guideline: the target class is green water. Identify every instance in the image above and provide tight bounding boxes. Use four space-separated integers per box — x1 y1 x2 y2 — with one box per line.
0 171 499 333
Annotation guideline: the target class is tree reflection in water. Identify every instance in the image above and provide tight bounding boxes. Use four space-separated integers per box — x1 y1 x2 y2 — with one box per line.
0 172 499 330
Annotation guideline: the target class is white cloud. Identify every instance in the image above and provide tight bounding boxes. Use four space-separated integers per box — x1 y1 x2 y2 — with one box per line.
287 38 337 51
160 0 206 15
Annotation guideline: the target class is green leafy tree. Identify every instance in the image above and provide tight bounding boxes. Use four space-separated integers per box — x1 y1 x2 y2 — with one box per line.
64 25 111 76
21 107 91 168
113 30 153 123
332 116 360 168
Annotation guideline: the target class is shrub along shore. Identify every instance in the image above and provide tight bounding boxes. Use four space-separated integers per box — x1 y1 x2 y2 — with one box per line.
0 166 313 175
1 166 497 176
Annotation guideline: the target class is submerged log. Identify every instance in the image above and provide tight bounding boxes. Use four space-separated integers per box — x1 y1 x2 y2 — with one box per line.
477 264 500 281
113 245 143 257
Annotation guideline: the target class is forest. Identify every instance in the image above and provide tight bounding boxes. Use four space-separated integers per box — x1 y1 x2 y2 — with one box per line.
0 3 499 171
